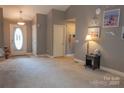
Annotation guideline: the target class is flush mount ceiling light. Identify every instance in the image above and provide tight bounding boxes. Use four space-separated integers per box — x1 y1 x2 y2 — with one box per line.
17 10 25 25
17 22 25 25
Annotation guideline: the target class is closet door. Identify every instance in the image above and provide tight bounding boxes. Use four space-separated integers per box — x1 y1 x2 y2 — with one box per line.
53 25 65 57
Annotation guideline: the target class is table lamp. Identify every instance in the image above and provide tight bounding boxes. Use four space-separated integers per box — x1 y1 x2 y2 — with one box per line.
85 34 92 54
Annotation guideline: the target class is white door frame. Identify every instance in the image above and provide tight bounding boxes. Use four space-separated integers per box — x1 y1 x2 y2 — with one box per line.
32 24 37 56
10 24 27 55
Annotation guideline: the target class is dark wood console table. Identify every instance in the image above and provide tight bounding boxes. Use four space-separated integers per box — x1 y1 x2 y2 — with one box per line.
85 54 100 70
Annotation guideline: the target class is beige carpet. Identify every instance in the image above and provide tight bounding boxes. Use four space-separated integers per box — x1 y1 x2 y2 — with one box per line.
0 56 123 88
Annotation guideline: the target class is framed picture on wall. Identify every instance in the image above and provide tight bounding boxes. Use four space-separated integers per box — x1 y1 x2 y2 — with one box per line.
88 27 100 40
103 9 120 28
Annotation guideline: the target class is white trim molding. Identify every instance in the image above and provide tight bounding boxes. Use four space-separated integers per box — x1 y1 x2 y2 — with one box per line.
66 54 74 57
25 52 32 55
45 54 54 58
74 58 85 65
101 66 124 77
74 58 124 77
37 54 48 56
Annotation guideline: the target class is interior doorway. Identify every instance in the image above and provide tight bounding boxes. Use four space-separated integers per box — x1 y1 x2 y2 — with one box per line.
51 19 76 58
10 24 27 55
65 19 76 57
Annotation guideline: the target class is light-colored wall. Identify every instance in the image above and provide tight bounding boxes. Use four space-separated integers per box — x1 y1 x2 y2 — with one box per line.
65 5 124 72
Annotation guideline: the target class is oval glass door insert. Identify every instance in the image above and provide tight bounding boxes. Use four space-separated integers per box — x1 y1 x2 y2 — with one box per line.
14 28 23 50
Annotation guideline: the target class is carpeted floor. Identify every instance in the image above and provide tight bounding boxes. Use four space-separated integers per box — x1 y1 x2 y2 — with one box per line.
0 56 123 88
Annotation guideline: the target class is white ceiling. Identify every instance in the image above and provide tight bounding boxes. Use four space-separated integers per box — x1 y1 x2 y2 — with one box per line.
0 5 70 20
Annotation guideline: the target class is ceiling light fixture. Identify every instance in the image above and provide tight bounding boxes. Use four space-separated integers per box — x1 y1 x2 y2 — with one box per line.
17 10 25 25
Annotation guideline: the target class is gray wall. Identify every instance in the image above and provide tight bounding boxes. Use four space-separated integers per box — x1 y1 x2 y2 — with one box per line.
65 5 124 72
26 21 32 53
36 14 47 54
0 8 3 48
47 10 53 55
47 9 65 55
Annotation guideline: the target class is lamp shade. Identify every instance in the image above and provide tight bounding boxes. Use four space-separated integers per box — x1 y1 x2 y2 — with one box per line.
85 35 92 41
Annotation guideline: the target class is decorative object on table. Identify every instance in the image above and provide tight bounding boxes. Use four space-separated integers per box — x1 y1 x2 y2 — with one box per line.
4 47 10 59
85 34 92 54
88 27 100 40
103 9 120 28
94 49 101 56
121 26 124 40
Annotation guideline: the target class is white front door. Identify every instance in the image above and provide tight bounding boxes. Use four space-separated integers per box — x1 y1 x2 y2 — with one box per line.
10 24 27 55
53 25 65 57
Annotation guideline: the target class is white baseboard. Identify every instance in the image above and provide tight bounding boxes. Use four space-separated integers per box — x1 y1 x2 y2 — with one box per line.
74 58 85 65
25 52 32 55
45 54 54 58
66 54 74 57
36 54 54 58
37 54 47 56
74 58 124 77
101 66 124 77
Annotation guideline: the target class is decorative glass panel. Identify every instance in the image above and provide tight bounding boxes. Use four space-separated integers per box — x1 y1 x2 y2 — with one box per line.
14 28 23 50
